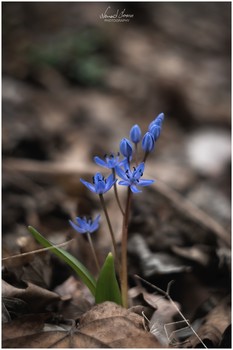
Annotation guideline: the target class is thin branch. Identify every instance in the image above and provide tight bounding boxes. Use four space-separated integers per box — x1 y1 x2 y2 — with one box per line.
2 238 75 261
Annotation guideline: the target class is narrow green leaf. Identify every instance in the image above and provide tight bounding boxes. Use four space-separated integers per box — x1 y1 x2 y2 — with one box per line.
95 252 122 305
28 226 96 296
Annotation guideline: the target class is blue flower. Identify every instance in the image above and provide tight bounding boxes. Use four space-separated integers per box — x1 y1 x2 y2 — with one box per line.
69 215 100 234
142 132 155 152
148 113 164 141
130 124 142 144
115 162 154 193
80 173 116 194
120 138 133 158
94 153 122 169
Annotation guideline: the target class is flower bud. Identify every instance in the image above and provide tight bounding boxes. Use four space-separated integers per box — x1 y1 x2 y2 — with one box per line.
149 112 164 129
149 124 161 140
142 132 155 152
130 124 141 144
120 138 133 158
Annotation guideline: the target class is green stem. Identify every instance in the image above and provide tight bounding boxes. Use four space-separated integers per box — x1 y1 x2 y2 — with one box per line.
112 169 125 216
120 187 132 308
87 232 100 272
99 194 120 271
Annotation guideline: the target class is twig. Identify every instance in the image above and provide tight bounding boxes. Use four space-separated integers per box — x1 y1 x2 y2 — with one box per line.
2 238 75 261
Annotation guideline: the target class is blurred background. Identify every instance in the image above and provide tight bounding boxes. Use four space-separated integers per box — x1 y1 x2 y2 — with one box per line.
2 2 231 280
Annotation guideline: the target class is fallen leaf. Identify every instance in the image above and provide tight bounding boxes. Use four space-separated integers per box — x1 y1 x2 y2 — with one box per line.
3 302 163 348
128 234 191 276
186 295 231 347
2 313 51 340
2 280 60 313
143 292 180 347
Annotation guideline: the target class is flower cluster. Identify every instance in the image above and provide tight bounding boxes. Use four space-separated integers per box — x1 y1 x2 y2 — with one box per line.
70 112 164 229
79 112 164 196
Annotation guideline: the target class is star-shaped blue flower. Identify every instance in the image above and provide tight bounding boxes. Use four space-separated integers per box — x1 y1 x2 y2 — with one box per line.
69 215 101 234
80 172 116 194
115 162 154 193
94 153 124 169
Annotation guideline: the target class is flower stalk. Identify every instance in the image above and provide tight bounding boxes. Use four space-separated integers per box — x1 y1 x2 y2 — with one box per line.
120 187 132 308
99 193 120 271
87 232 100 272
112 169 125 215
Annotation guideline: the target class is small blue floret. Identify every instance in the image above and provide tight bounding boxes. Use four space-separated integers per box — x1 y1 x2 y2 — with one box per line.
69 215 101 234
80 172 116 194
115 162 154 193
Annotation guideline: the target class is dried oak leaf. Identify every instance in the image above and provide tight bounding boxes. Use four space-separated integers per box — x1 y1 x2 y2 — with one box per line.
3 302 162 348
77 301 162 348
186 295 231 348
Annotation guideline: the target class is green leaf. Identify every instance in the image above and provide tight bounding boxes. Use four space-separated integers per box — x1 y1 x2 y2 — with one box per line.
95 252 122 305
28 226 96 296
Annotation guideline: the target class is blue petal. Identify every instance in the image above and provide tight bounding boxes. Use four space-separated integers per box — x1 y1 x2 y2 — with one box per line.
138 179 155 186
130 185 141 193
90 214 101 233
123 159 130 171
69 220 87 234
76 217 87 227
115 166 129 181
94 156 108 168
118 180 130 186
104 173 115 192
95 180 107 194
94 173 104 183
80 179 96 193
134 163 145 180
107 158 118 168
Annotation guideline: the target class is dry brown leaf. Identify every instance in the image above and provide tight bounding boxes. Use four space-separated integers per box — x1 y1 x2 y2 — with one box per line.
142 292 180 347
4 330 112 348
78 300 143 328
54 276 92 319
78 302 162 348
187 295 231 347
172 245 212 267
3 331 69 348
3 302 163 348
79 317 161 348
2 280 60 312
2 313 51 340
128 234 191 276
